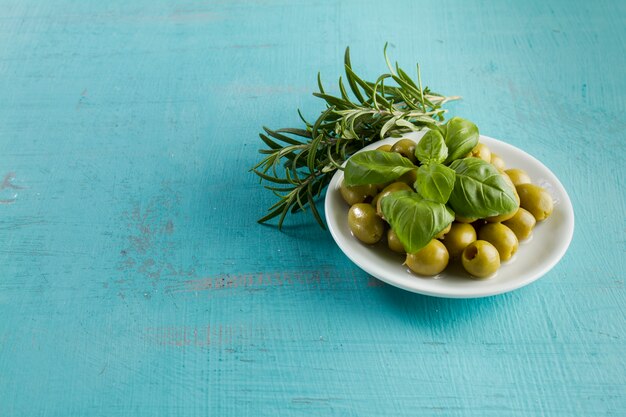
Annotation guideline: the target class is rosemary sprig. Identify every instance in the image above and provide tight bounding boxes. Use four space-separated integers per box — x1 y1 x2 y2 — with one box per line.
252 45 460 229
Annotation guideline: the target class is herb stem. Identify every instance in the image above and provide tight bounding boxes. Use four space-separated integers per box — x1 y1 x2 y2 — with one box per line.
252 46 460 229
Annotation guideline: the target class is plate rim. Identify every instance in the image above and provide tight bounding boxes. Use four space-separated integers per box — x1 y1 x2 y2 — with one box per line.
324 132 575 298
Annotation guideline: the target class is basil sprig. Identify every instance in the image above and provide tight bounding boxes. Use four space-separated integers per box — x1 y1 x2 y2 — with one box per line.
344 150 415 186
415 163 456 204
448 158 518 218
380 191 454 253
412 128 455 204
442 117 479 164
414 130 448 165
343 117 517 253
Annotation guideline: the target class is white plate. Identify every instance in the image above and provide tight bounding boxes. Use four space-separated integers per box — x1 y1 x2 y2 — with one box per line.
325 131 575 298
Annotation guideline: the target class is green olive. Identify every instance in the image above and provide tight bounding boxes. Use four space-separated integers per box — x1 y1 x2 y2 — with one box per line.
491 153 506 170
505 168 531 186
435 222 452 239
371 192 382 208
377 144 393 152
462 240 500 278
441 222 477 258
391 139 418 164
348 203 385 244
477 223 519 261
405 239 449 276
396 169 417 187
467 143 491 162
387 229 406 253
502 169 520 204
516 183 553 221
375 182 412 217
503 207 536 241
340 181 378 206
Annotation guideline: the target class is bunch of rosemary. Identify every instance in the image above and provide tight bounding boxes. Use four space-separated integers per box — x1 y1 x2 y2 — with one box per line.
251 45 460 229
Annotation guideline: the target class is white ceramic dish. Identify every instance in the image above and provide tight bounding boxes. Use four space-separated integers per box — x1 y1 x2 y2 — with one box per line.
325 130 575 298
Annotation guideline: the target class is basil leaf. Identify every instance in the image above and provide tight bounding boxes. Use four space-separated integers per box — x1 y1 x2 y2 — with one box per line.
448 157 518 218
415 163 456 204
344 150 415 186
415 130 448 165
443 117 479 164
436 123 447 137
380 190 454 253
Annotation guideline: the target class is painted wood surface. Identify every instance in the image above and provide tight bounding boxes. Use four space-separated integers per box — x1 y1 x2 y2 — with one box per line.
0 0 624 415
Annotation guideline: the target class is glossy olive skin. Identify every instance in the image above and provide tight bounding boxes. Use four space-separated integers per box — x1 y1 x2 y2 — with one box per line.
339 181 378 206
348 203 385 244
503 207 536 241
500 169 519 194
377 144 393 152
391 139 418 164
516 183 553 221
440 222 477 258
467 143 491 162
387 229 406 253
462 240 500 278
375 182 412 217
490 153 506 170
505 168 531 186
396 169 418 187
405 239 449 276
477 223 519 261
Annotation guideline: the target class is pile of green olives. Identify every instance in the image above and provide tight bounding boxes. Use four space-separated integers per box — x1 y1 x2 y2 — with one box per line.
342 138 554 279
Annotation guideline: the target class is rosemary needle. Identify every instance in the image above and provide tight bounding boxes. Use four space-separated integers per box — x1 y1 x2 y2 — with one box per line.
251 44 460 229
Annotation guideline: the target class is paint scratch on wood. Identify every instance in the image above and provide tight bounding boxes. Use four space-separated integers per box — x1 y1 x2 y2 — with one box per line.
291 397 341 404
0 172 23 204
117 183 197 281
162 269 384 294
169 7 221 23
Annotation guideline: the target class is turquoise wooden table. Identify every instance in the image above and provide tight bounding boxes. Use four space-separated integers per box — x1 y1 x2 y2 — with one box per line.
1 1 624 415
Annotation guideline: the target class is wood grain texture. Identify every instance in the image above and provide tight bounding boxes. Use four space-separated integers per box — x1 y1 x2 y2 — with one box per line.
0 0 624 415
